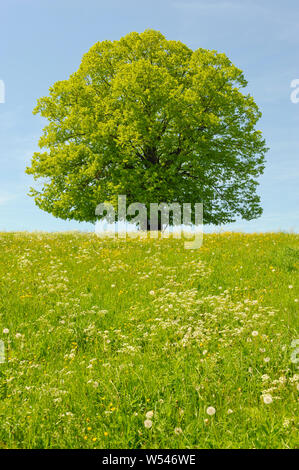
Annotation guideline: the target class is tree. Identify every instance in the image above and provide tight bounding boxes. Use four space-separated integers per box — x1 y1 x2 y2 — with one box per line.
26 29 267 227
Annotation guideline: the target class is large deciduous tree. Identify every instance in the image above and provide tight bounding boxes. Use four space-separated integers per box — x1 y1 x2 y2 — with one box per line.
26 29 267 226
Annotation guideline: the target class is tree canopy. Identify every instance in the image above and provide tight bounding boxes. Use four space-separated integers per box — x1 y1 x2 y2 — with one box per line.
26 29 267 225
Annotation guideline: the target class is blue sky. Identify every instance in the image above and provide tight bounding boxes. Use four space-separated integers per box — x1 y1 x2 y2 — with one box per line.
0 0 298 233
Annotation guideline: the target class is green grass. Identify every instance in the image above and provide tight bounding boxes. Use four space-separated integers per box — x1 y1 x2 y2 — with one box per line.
0 231 298 449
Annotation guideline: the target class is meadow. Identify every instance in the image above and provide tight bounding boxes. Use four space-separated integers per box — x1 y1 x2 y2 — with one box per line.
0 231 298 449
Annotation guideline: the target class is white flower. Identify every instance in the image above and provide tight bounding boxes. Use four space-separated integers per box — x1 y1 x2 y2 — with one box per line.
261 374 270 381
263 357 270 363
227 409 234 414
288 285 293 289
15 333 22 339
206 406 216 416
174 427 183 435
2 328 9 334
149 290 155 295
145 410 154 419
144 419 152 429
252 331 258 337
263 394 273 404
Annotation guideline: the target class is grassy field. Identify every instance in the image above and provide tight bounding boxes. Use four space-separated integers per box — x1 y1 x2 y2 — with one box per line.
0 231 298 449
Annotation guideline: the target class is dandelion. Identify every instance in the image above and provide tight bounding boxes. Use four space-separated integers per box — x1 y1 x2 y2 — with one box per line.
261 374 270 381
288 285 293 289
146 410 154 419
15 333 22 338
144 419 153 429
206 406 216 416
3 328 9 334
263 357 270 363
174 427 183 435
263 394 273 404
149 290 155 295
252 331 258 337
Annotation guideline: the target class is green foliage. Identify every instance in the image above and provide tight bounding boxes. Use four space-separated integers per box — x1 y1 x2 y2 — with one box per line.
26 30 267 224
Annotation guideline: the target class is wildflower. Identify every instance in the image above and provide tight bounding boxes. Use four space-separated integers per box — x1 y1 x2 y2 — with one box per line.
263 357 270 363
149 290 155 295
144 419 153 429
261 374 270 381
15 333 22 338
227 409 234 414
288 285 293 289
206 406 216 416
104 432 108 436
3 328 9 334
252 331 258 337
262 394 273 404
174 427 183 435
146 410 154 419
